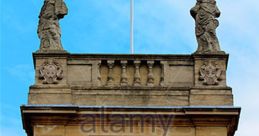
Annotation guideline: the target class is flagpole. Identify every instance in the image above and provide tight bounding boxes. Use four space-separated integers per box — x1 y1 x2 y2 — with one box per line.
130 0 134 54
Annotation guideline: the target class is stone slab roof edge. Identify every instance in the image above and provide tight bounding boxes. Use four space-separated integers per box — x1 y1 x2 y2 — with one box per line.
32 52 229 69
21 104 241 111
32 52 229 58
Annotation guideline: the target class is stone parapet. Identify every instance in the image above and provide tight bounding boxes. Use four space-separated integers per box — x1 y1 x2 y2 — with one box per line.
29 53 232 106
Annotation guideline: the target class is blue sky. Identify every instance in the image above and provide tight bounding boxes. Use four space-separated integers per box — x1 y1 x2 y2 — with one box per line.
0 0 259 136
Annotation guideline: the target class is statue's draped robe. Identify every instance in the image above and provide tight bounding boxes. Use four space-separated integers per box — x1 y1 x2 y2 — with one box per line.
38 0 68 51
191 0 221 53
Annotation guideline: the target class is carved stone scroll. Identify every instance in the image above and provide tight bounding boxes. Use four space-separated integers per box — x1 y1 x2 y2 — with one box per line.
199 61 222 85
106 60 115 86
39 59 63 84
133 61 141 87
147 61 155 87
191 0 223 54
37 0 68 51
120 61 128 86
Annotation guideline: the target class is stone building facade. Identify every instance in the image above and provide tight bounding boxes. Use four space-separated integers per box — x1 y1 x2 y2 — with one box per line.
21 0 240 136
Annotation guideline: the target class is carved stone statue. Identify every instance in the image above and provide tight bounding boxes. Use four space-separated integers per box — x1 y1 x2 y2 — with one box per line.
37 0 68 51
191 0 223 54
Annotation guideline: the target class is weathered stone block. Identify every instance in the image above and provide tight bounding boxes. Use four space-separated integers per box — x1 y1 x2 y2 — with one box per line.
34 53 68 86
190 89 233 106
196 127 227 136
68 65 92 85
193 55 228 87
28 87 71 104
34 125 65 136
167 65 193 87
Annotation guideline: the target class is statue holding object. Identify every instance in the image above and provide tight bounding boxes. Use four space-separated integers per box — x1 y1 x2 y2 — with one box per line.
37 0 68 52
191 0 224 54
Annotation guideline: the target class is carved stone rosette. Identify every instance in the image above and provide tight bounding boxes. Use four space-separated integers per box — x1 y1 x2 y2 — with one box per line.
191 0 223 54
199 61 222 85
39 59 63 84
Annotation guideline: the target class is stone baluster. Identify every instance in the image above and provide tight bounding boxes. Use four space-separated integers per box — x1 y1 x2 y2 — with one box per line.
120 61 128 86
97 61 102 86
133 61 141 87
160 61 166 86
106 60 114 86
147 61 155 87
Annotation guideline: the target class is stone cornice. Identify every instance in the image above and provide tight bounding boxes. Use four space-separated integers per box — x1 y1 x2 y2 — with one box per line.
21 105 240 136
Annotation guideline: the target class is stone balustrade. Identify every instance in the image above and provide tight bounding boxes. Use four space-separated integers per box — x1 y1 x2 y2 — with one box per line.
96 60 164 87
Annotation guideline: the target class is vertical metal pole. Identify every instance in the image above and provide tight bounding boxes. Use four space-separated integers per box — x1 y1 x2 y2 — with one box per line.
130 0 134 54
